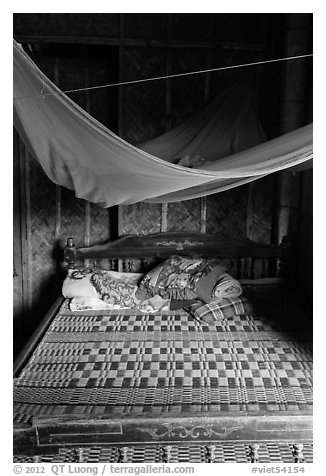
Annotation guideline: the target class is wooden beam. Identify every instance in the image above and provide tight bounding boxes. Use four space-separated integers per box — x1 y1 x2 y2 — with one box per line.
84 67 91 267
18 139 32 315
160 14 173 233
14 34 265 51
13 129 25 344
246 182 254 240
117 13 125 268
25 152 32 310
54 59 61 243
204 15 214 102
161 203 168 232
13 297 64 377
200 197 207 233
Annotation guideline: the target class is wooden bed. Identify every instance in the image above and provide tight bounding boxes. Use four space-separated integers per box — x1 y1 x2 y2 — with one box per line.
13 232 312 464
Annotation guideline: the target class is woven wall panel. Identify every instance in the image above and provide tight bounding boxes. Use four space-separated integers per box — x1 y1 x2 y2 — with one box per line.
206 186 248 236
58 60 87 111
88 65 116 130
209 49 259 99
89 204 111 246
250 176 274 243
119 203 162 235
60 188 86 248
29 156 57 315
121 47 166 144
167 199 201 232
125 13 168 40
171 48 207 128
171 14 211 41
209 14 263 43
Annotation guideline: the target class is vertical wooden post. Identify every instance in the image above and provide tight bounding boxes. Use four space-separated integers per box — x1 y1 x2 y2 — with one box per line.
161 203 168 232
200 197 207 233
275 14 311 247
246 182 254 240
117 13 125 244
25 152 32 310
200 16 214 234
84 68 91 266
204 15 214 102
19 140 32 314
117 14 125 271
13 129 24 349
160 14 174 232
54 59 61 245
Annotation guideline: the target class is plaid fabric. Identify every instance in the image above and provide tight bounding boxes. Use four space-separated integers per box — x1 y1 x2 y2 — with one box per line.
212 273 242 300
188 296 253 322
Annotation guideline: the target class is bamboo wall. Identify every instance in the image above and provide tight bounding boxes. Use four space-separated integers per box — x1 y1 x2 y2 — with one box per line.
13 13 312 355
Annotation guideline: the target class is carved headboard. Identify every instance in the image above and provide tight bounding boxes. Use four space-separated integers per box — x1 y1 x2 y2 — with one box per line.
64 232 289 280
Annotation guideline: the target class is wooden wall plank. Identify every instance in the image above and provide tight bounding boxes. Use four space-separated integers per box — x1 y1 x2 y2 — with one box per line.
200 197 207 233
246 182 254 240
25 152 32 310
13 129 25 352
53 59 62 245
18 141 30 314
15 34 265 51
161 203 168 232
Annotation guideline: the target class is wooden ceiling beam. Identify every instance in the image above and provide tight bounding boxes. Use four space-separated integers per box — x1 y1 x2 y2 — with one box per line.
14 35 265 51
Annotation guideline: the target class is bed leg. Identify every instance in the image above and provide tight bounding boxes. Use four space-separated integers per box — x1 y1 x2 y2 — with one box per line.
119 446 130 463
206 444 216 463
32 456 40 463
293 443 304 463
249 443 260 463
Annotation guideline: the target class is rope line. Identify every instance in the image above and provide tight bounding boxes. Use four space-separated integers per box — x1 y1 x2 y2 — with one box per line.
14 53 313 101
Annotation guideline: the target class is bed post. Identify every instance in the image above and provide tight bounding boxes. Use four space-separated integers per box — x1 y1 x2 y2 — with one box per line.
64 237 76 269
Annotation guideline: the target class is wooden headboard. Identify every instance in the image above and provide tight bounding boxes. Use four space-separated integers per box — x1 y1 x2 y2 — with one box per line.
64 232 289 281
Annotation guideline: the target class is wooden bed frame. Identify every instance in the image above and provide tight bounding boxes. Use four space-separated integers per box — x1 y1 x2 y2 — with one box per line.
66 232 290 278
13 232 311 463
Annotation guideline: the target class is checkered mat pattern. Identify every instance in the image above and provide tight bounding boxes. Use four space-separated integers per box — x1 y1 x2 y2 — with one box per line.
13 442 313 463
14 285 312 424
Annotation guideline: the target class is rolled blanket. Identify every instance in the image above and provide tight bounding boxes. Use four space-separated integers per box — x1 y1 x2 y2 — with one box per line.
188 296 253 323
213 273 242 302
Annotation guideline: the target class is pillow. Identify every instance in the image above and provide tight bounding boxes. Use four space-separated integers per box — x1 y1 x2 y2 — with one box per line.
90 270 141 308
187 296 253 323
62 268 98 299
136 256 227 302
62 267 143 300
